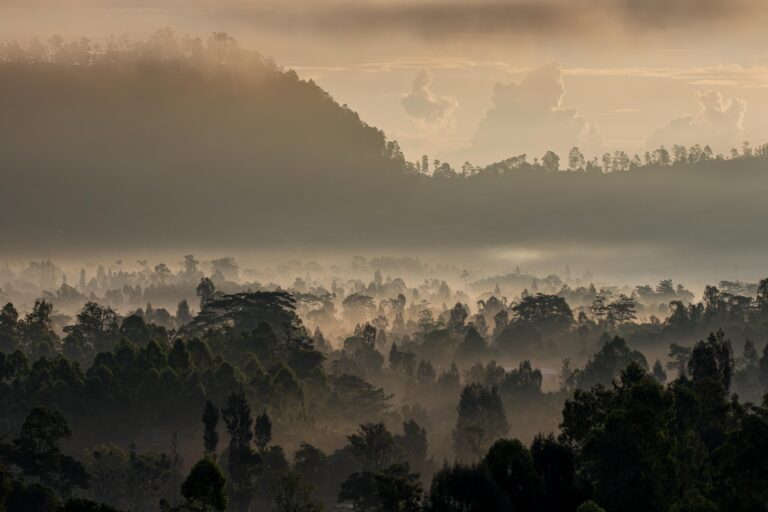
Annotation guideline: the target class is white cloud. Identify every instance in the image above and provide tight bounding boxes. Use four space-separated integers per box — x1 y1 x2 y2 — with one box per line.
448 63 599 165
401 69 458 129
565 64 768 88
647 91 746 150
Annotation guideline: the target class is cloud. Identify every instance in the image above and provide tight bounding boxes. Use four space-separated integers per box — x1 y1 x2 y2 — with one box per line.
647 91 746 150
449 63 599 165
401 69 458 129
566 64 768 87
5 0 766 41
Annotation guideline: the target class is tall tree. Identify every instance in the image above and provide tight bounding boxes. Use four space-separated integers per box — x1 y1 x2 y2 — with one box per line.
202 401 220 458
254 411 272 456
180 457 228 512
347 423 397 473
453 384 508 461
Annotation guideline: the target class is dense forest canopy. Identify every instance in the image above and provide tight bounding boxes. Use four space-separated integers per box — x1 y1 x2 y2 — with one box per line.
2 251 768 511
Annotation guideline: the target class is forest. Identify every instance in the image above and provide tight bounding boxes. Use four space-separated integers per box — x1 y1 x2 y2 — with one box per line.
2 30 768 512
1 253 768 511
2 32 768 275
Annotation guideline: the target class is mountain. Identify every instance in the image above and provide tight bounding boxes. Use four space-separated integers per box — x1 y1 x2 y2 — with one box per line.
1 32 767 277
0 32 409 252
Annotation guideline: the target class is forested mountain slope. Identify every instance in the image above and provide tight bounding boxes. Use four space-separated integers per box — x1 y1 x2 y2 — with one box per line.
1 33 767 261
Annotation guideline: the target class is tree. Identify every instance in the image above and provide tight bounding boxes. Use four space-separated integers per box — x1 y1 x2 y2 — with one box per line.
348 423 396 472
60 497 122 511
180 457 228 512
196 278 216 307
668 490 718 512
425 463 508 511
82 444 128 507
575 368 675 512
652 359 667 384
606 294 636 325
126 444 171 511
576 501 606 512
589 295 608 324
65 301 119 354
756 278 768 312
673 144 688 164
573 336 647 388
482 439 542 511
338 463 422 512
455 326 487 363
202 401 220 457
689 330 733 393
254 410 272 455
338 471 378 511
5 482 59 512
453 384 508 461
542 151 560 172
293 443 328 492
396 420 428 472
568 147 585 171
447 303 468 333
711 414 768 510
512 294 573 334
176 299 193 326
0 302 19 352
668 343 692 378
11 407 88 497
343 294 376 325
20 299 58 357
272 470 323 512
743 339 758 366
372 463 422 512
189 291 304 342
531 434 582 512
221 391 255 512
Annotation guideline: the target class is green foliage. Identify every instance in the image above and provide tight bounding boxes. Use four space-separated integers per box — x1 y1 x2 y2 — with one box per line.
512 293 573 334
668 490 718 512
482 439 542 510
61 497 123 511
272 470 323 512
5 482 59 512
189 291 305 342
425 463 508 511
254 411 272 455
531 434 582 512
453 384 508 461
575 501 606 512
347 423 396 472
180 457 228 512
338 463 422 512
10 407 88 498
126 443 171 511
202 401 220 457
571 336 648 388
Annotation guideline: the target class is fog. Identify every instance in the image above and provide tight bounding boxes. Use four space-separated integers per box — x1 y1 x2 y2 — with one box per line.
1 22 768 512
1 34 767 283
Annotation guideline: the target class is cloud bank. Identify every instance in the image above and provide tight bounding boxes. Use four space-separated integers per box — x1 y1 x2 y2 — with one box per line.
450 63 599 165
401 69 458 129
4 0 767 41
648 91 746 151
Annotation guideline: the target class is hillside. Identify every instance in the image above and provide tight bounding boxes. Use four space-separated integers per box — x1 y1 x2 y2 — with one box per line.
0 32 408 252
1 32 768 273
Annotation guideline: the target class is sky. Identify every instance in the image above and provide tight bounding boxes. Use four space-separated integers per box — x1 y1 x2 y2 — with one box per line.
3 0 768 166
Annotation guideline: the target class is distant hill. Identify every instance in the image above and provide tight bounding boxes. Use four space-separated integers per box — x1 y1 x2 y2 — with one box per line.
0 32 409 252
1 32 768 275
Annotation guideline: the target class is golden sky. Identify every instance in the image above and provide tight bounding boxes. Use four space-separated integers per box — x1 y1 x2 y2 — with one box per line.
4 0 768 165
